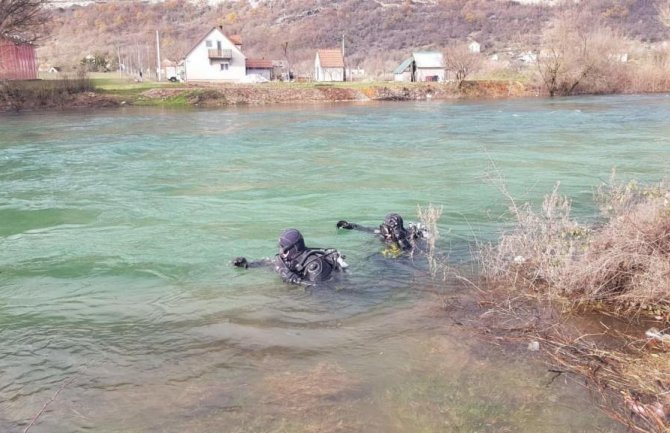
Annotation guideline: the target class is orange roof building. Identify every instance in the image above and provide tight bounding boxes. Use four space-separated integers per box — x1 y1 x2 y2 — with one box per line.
314 49 345 82
245 58 273 69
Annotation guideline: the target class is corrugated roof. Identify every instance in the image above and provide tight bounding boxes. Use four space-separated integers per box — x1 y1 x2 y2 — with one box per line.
413 51 444 68
246 58 273 69
393 57 413 74
317 49 344 68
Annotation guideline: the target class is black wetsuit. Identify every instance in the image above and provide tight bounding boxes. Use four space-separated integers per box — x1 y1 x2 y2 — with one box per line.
233 228 346 286
336 213 426 255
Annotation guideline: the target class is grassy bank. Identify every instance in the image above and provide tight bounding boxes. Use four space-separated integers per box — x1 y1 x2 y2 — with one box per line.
1 73 536 112
0 76 97 111
477 175 670 432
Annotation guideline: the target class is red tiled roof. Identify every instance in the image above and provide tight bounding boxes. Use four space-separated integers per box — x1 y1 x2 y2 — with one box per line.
317 49 344 68
228 34 242 45
246 58 273 69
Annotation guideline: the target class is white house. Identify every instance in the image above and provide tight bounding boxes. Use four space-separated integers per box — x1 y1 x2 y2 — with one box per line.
468 41 481 53
183 27 246 82
393 51 445 82
314 49 345 82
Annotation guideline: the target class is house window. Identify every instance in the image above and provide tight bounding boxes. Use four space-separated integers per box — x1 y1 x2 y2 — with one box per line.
220 63 229 71
206 40 212 48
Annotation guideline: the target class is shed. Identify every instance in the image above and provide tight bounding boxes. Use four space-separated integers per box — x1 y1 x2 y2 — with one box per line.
393 51 445 82
314 49 345 82
246 58 274 80
0 35 37 80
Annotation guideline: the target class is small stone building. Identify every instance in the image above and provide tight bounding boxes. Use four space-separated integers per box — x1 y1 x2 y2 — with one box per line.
314 49 345 82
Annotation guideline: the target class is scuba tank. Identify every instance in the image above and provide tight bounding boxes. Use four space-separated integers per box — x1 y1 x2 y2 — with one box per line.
293 249 346 282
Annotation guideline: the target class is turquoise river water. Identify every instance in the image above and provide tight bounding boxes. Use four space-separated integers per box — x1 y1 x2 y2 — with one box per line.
1 94 670 433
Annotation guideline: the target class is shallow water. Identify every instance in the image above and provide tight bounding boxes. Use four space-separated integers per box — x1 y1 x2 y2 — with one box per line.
2 94 669 432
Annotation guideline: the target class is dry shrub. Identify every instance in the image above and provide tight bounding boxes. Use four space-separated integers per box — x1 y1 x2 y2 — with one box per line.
622 46 670 93
482 177 670 319
481 182 588 293
417 203 443 277
627 61 670 93
566 179 670 312
478 176 670 432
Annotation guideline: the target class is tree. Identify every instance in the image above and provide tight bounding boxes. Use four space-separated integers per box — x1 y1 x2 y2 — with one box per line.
536 10 627 96
444 43 482 86
0 0 49 42
659 0 670 28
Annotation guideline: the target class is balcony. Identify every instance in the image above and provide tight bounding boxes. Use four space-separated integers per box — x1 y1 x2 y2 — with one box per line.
208 49 232 60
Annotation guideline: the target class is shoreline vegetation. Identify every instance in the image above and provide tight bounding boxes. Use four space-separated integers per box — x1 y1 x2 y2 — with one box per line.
0 75 536 113
466 175 670 433
1 71 669 113
2 73 670 114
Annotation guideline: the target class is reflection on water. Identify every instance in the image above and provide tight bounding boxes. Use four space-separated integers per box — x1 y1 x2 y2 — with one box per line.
2 95 668 432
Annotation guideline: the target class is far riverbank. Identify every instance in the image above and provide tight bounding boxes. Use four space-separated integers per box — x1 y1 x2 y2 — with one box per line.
0 79 535 112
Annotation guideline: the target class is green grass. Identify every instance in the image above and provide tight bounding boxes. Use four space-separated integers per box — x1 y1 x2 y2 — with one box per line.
133 93 190 107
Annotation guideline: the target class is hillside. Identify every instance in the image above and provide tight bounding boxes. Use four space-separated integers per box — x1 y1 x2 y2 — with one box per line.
39 0 669 76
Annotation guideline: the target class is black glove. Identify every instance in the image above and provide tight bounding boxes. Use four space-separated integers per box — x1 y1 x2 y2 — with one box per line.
336 220 354 230
233 257 249 268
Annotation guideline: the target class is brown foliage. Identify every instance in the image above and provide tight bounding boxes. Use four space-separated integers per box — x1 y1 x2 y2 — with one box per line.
36 0 667 76
481 176 670 319
535 10 631 96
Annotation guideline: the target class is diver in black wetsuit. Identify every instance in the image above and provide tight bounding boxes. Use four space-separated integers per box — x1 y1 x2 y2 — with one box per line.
232 228 348 286
336 213 427 255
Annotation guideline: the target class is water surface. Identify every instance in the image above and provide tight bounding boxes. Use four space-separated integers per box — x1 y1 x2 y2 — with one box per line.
2 94 670 432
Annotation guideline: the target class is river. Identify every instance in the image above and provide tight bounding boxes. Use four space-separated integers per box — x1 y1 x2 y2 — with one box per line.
2 94 669 432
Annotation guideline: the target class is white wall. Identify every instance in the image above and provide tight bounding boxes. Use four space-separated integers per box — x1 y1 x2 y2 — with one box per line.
247 68 272 80
314 54 344 82
394 71 411 82
184 28 246 82
416 68 445 82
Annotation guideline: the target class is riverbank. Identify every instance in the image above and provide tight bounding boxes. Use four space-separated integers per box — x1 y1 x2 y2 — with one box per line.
0 79 535 112
472 178 670 432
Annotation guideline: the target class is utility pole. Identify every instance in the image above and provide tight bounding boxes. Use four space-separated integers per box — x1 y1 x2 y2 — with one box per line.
156 30 162 81
341 33 346 82
117 46 122 76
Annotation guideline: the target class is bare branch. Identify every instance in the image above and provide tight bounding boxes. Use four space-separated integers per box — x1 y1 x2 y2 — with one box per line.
444 43 482 86
659 0 670 28
0 0 50 43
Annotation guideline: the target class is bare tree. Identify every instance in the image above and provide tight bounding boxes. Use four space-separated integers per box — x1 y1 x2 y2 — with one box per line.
659 0 670 28
536 10 628 96
444 42 482 86
0 0 49 42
